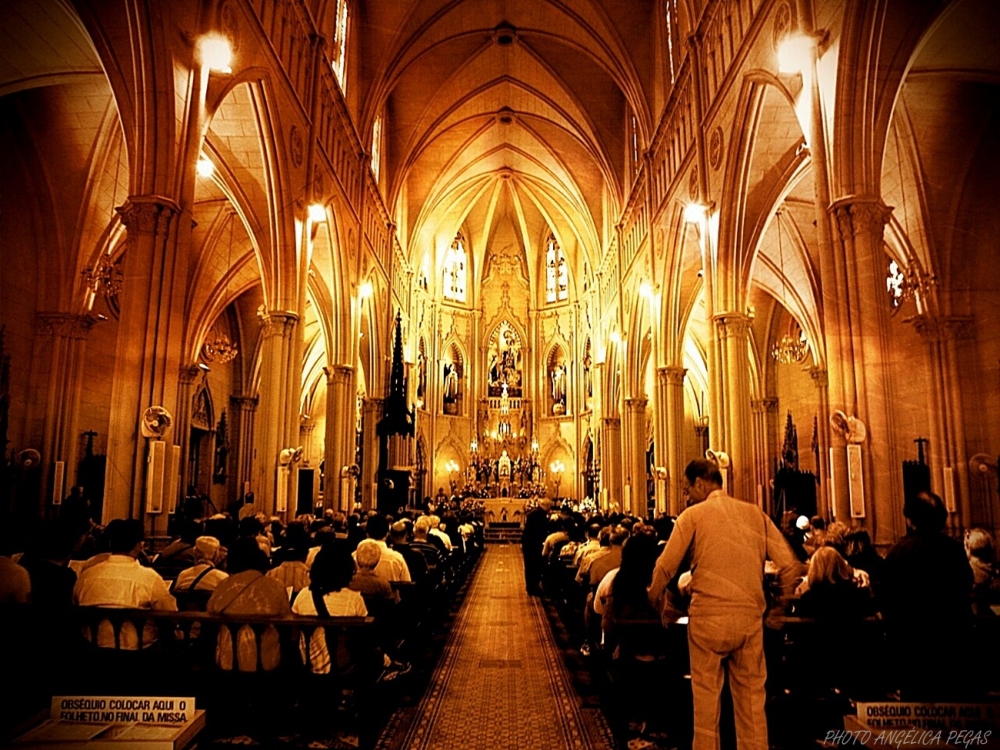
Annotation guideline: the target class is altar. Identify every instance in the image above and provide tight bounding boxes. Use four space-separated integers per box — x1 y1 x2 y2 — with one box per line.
482 498 526 526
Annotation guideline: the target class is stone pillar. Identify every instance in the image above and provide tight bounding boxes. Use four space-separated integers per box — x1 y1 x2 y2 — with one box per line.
660 366 687 516
600 416 623 512
323 364 355 510
810 369 831 519
360 397 383 511
909 315 974 528
174 364 203 505
251 310 299 516
35 313 97 513
713 313 754 499
230 395 257 503
751 397 779 512
104 198 183 523
830 200 900 544
624 397 648 516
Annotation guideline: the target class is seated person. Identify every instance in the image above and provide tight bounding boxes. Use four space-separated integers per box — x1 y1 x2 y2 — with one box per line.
267 525 311 599
292 541 368 674
965 527 1000 616
18 520 81 607
596 533 663 658
350 540 399 605
792 546 876 620
207 537 290 671
73 518 177 649
171 536 228 609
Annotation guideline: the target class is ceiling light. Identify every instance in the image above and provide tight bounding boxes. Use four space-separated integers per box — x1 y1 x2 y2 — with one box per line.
358 281 373 299
200 36 233 73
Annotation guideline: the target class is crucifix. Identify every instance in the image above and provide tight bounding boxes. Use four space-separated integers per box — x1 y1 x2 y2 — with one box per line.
913 436 929 465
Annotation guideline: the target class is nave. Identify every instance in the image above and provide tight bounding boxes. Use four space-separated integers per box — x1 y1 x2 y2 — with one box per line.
375 545 615 750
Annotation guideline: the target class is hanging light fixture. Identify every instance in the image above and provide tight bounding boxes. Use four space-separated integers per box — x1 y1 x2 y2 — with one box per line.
202 210 239 364
770 210 809 365
82 138 125 298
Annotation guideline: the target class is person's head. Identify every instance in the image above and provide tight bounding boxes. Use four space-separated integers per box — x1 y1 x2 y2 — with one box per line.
609 525 629 547
365 514 390 541
225 537 270 574
965 528 996 564
390 521 409 544
428 514 442 529
586 523 601 541
683 459 723 503
106 518 145 556
822 521 849 554
194 535 222 564
310 541 356 594
653 515 675 542
239 516 264 538
611 533 660 605
844 528 874 559
414 516 432 539
806 546 854 587
355 539 382 570
809 515 826 532
330 511 348 533
904 491 948 533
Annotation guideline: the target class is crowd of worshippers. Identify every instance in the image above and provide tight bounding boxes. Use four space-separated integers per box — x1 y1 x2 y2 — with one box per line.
521 490 1000 701
0 505 483 679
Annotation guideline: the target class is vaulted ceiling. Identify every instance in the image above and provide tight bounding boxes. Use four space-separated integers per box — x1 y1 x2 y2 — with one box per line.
353 0 663 295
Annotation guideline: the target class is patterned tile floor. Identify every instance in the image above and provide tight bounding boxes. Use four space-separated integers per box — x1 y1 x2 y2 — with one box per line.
377 546 615 750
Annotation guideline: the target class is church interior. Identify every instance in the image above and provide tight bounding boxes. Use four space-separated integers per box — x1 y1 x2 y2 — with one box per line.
1 0 999 747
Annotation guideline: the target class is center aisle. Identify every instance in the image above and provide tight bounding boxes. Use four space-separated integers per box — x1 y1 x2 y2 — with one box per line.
377 545 615 750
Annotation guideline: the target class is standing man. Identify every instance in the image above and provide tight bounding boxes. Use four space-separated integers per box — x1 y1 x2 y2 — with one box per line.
648 459 799 750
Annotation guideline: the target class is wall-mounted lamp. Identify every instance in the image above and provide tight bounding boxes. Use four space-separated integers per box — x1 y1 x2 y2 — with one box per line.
609 330 622 345
199 36 233 74
639 281 654 300
307 203 326 223
684 202 708 223
358 281 373 299
777 35 815 74
196 156 214 178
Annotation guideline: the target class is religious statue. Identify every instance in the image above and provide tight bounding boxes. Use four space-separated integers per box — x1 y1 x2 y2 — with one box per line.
443 363 460 414
550 363 566 414
498 450 512 479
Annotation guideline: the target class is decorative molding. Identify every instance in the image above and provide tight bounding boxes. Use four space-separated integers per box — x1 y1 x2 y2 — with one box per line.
230 395 258 412
709 126 724 170
907 314 975 342
660 366 687 386
809 368 829 388
35 313 97 339
323 364 354 384
830 199 892 241
178 364 203 385
257 308 299 337
117 198 179 237
751 397 779 414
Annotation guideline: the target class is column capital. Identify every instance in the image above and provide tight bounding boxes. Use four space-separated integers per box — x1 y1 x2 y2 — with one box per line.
257 308 299 337
601 417 621 430
809 368 829 388
751 397 779 414
323 364 354 384
713 312 753 339
907 314 975 342
35 312 98 339
230 394 259 412
659 366 687 386
624 397 648 411
829 198 892 241
117 196 180 236
178 364 203 384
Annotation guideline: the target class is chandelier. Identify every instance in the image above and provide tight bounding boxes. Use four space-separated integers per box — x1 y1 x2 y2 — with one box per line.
770 210 810 365
771 329 809 364
82 253 123 298
202 331 238 363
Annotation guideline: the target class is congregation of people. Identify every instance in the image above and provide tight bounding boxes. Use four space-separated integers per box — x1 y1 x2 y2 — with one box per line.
521 462 1000 749
0 493 483 687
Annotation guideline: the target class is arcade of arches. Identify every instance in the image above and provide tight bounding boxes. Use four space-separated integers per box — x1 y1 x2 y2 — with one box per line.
0 0 998 549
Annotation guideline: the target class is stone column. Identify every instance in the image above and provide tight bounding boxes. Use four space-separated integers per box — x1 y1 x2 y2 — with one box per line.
713 313 754 499
230 395 258 503
751 397 779 511
660 366 687 515
323 364 355 510
600 416 623 512
909 315 974 527
810 369 831 518
251 310 299 516
360 397 383 511
35 313 98 513
174 364 203 504
623 397 648 516
830 200 900 544
104 198 183 523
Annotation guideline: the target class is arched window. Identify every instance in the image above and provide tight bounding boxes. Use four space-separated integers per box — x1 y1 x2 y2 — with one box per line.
665 0 680 85
332 0 349 91
371 115 382 181
443 233 467 303
545 234 568 303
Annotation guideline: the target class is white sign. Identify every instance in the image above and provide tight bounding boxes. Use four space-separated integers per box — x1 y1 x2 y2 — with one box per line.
51 696 196 726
